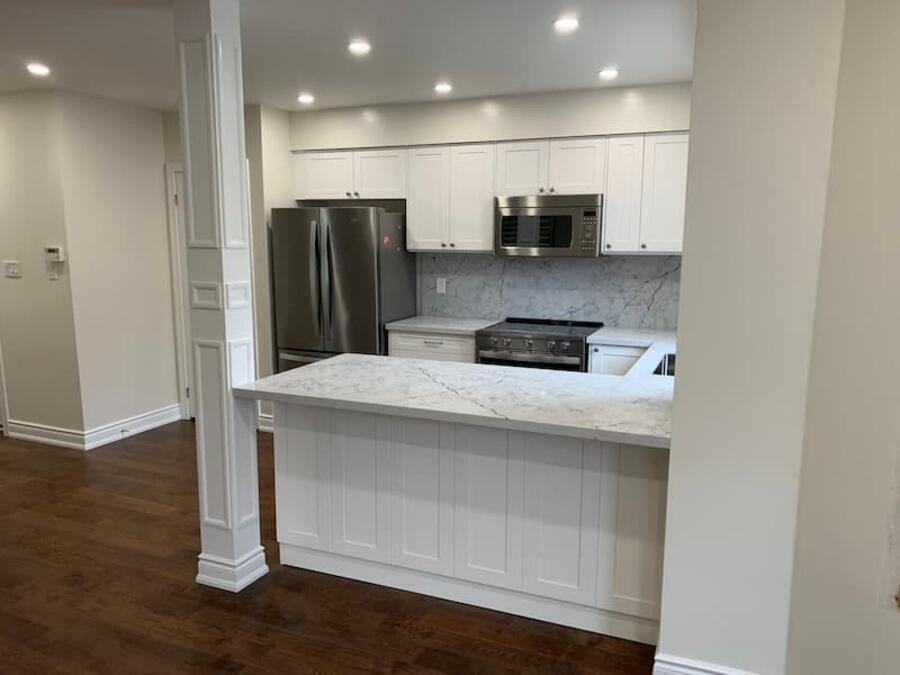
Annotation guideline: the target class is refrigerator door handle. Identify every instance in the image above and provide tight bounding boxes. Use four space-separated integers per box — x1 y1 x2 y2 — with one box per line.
324 223 335 338
311 220 321 337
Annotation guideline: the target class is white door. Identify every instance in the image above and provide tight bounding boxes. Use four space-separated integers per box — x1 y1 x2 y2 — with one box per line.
448 144 495 251
639 132 689 253
166 163 194 418
274 404 331 551
407 146 450 251
494 141 550 196
453 426 524 590
548 137 608 195
295 151 355 199
522 435 602 606
389 418 454 575
603 135 645 253
329 410 391 562
354 149 408 198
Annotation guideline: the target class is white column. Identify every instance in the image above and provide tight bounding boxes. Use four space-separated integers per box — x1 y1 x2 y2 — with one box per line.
173 0 267 592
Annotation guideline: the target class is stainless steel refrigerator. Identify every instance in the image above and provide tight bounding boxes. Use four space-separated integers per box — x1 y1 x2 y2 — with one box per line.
270 206 416 371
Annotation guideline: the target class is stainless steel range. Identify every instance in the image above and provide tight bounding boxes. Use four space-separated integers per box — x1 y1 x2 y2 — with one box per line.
475 317 604 372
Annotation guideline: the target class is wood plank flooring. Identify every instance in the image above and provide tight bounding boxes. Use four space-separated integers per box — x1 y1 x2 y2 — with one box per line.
0 421 655 674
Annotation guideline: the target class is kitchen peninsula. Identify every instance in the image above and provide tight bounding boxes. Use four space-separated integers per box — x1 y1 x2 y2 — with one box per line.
234 354 671 643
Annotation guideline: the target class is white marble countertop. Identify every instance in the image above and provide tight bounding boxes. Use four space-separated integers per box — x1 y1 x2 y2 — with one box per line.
385 315 497 336
587 327 677 378
234 353 673 448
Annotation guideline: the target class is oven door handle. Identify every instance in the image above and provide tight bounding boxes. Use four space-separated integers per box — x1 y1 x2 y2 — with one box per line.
477 349 583 366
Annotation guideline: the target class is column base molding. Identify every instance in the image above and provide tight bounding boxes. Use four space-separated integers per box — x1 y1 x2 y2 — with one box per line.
653 653 760 675
196 546 268 592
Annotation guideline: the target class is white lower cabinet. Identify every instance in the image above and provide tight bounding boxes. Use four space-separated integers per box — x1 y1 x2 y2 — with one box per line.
388 331 476 363
274 405 668 639
589 344 647 375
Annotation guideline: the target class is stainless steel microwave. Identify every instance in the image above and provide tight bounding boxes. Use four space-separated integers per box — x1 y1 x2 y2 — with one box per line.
494 194 602 257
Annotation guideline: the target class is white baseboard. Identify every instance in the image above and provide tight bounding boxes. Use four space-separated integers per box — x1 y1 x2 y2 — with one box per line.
7 403 184 451
257 412 273 433
653 653 760 675
282 543 660 645
196 547 269 592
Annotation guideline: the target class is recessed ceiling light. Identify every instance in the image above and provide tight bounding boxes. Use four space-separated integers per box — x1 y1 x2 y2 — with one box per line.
348 39 371 56
553 16 579 34
434 82 453 94
598 67 619 82
297 92 315 105
26 62 50 77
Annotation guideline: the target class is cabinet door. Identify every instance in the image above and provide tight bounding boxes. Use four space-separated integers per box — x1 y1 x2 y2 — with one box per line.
522 435 601 606
329 410 391 563
603 136 645 253
639 133 689 253
296 151 355 199
448 144 495 251
453 426 524 590
596 444 668 620
389 419 454 575
588 345 647 375
274 404 331 551
388 332 475 362
354 149 408 198
407 147 450 251
548 137 608 195
494 141 550 196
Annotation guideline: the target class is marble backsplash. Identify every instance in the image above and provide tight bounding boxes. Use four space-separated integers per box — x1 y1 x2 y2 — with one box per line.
419 254 681 330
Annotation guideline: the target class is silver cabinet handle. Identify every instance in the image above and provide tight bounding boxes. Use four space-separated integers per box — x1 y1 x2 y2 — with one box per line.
441 243 446 247
549 187 556 193
450 242 456 247
606 243 612 249
345 191 351 197
539 187 545 193
641 244 647 249
353 191 360 197
423 339 444 346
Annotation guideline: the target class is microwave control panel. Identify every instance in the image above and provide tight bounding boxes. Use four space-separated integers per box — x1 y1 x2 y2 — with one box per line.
579 209 599 255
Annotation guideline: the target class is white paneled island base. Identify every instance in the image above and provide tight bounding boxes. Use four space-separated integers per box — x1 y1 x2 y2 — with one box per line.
235 354 671 644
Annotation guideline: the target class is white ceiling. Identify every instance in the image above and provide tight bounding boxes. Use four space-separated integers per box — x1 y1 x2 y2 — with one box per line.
0 0 696 112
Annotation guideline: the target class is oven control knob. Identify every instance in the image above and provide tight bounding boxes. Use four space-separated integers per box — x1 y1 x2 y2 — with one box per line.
560 340 571 351
490 336 499 347
548 340 557 351
502 337 512 348
524 339 534 350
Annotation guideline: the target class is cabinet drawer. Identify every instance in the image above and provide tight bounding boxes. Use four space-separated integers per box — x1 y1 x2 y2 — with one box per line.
589 345 647 375
389 332 475 360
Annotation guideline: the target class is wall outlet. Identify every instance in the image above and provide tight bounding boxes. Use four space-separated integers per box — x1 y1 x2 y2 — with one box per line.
436 277 447 295
3 260 22 279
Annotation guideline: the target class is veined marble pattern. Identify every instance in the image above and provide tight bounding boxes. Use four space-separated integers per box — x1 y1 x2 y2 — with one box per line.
420 254 681 330
234 353 674 448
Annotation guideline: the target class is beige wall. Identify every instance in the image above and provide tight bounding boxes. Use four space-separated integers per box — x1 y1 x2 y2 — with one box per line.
0 91 85 431
658 1 845 673
162 110 182 164
786 0 900 671
290 83 691 151
56 92 179 430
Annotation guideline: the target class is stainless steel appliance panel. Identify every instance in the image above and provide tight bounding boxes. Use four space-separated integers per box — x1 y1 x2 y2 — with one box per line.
376 212 417 351
271 208 323 352
321 207 380 354
278 349 332 372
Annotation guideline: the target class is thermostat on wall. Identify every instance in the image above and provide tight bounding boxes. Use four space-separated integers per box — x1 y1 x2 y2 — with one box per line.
44 245 66 262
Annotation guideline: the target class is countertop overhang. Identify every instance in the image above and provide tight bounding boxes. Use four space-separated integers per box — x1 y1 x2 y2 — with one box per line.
234 353 673 448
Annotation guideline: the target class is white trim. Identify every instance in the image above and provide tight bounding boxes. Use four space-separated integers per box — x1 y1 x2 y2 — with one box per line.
653 653 761 675
165 162 192 420
225 281 252 309
281 543 660 645
6 403 183 451
190 281 223 309
196 546 268 592
0 338 9 435
257 412 273 433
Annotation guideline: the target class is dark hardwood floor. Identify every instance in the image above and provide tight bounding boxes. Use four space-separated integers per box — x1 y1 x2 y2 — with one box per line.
0 421 654 674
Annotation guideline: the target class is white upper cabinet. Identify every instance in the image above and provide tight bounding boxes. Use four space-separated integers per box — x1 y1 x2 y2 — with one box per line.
603 135 645 252
407 146 450 251
639 133 689 253
293 151 355 199
494 141 550 196
602 133 689 255
354 148 408 198
448 144 495 251
548 137 608 195
293 148 407 199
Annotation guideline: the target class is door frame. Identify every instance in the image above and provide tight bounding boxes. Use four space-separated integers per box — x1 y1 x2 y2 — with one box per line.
0 338 9 436
165 162 193 419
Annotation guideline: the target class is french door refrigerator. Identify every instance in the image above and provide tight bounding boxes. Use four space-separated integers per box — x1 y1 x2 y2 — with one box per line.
270 207 416 372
